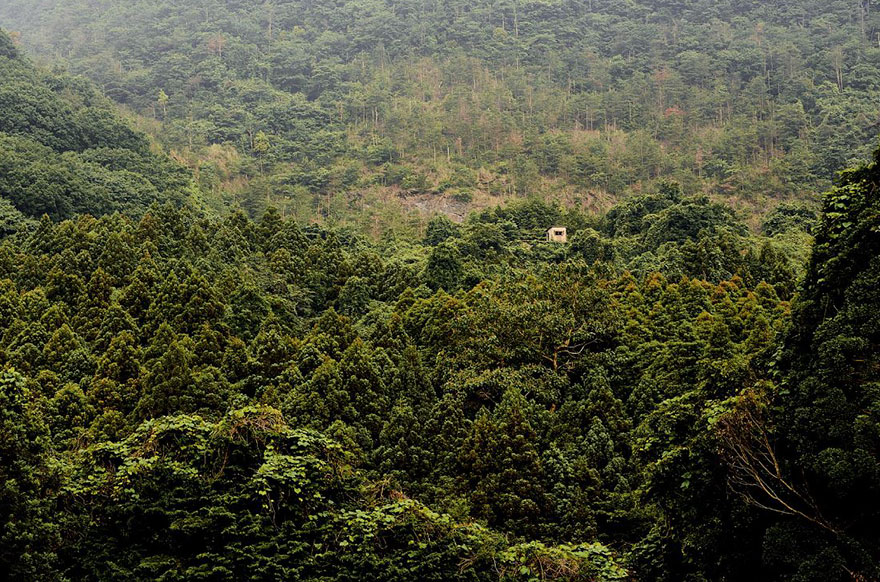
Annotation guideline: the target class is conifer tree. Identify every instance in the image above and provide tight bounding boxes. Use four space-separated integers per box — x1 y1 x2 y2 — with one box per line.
459 388 547 537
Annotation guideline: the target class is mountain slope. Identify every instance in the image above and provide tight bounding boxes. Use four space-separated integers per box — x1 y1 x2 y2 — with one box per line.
0 29 193 226
4 0 879 222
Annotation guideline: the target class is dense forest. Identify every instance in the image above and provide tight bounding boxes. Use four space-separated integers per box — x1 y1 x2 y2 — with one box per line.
0 1 879 580
0 32 198 224
3 0 880 226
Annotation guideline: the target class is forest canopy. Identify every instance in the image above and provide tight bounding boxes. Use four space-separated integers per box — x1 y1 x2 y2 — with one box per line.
0 2 879 581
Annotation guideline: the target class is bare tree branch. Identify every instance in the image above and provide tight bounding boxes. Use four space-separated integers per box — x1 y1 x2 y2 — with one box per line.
716 392 839 534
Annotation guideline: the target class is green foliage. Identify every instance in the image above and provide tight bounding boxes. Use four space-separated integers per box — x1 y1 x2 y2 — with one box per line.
0 367 61 579
0 181 817 580
1 5 879 581
0 30 193 220
754 147 880 581
4 0 875 224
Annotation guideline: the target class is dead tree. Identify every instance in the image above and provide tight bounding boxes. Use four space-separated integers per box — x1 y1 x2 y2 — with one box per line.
716 390 838 534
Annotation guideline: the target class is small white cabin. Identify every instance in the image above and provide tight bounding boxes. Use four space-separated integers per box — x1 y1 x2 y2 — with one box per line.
546 226 568 243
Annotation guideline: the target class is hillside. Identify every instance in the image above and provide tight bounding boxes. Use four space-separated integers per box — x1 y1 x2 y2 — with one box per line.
3 0 880 225
0 29 194 228
0 3 879 581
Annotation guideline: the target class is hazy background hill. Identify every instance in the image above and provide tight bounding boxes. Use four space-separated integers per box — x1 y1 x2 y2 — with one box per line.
3 0 880 230
0 29 195 230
